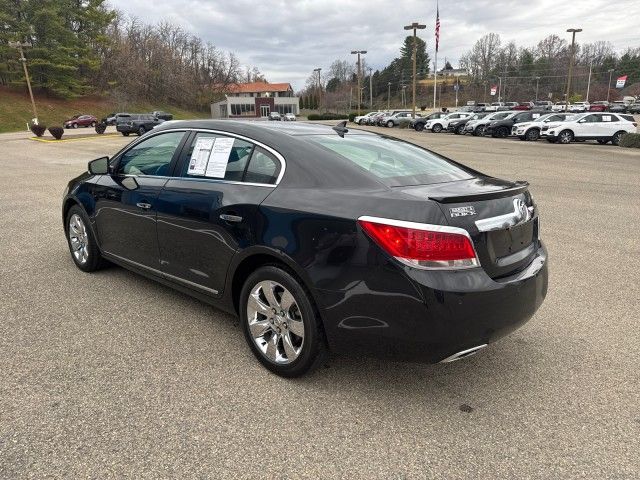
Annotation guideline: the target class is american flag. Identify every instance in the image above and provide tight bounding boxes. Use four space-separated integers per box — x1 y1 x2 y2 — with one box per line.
435 2 440 52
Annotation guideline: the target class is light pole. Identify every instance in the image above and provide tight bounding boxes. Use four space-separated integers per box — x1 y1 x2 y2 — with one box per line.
585 59 593 102
313 67 322 112
387 82 391 110
535 76 541 101
606 69 614 102
401 85 407 107
368 67 373 109
404 22 426 118
564 28 582 111
351 50 367 115
9 40 38 124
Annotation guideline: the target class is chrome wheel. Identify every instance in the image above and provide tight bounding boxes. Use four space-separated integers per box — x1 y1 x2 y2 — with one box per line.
558 130 573 144
68 214 89 264
246 281 305 364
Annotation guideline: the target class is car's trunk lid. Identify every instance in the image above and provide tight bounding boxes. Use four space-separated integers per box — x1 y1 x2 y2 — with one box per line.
399 178 540 279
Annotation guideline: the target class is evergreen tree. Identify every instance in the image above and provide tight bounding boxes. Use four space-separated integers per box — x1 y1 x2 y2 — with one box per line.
0 0 115 96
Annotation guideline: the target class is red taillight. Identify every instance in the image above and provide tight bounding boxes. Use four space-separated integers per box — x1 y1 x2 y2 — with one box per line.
358 217 479 269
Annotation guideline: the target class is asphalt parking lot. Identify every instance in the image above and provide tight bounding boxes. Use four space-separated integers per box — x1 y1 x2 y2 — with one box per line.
1 125 639 479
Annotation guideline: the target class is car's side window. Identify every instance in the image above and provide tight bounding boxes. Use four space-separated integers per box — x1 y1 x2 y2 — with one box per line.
582 114 598 123
117 131 184 176
244 147 280 185
181 133 253 181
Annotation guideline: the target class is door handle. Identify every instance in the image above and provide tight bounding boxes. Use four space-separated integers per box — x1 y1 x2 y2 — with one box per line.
136 202 152 210
220 213 243 223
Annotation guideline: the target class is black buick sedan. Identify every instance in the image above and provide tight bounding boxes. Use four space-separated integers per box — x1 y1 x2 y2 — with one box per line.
62 120 548 377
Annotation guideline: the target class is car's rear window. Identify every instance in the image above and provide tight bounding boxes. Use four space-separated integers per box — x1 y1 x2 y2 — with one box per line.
304 135 473 187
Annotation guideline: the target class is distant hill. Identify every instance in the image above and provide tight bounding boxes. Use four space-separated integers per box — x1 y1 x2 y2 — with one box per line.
0 87 208 134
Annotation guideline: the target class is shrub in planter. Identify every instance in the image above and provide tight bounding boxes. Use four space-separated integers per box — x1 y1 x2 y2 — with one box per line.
95 122 107 134
619 132 640 148
30 123 46 137
48 126 64 140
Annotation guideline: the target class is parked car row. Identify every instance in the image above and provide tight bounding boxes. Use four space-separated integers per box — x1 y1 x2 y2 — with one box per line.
355 108 638 146
63 114 98 129
106 111 174 126
268 112 297 121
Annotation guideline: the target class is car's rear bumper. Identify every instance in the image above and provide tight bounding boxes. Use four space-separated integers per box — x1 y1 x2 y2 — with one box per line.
316 243 548 363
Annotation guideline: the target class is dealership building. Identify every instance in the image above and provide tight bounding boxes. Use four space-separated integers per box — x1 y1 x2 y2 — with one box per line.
210 82 300 119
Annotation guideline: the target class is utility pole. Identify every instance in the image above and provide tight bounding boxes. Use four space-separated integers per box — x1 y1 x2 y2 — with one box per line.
349 86 353 112
585 59 593 103
313 67 322 112
404 22 426 118
9 41 38 124
402 85 407 108
498 77 502 103
606 69 614 102
368 67 373 109
387 82 391 110
535 76 541 101
564 28 582 111
351 50 367 115
455 75 459 107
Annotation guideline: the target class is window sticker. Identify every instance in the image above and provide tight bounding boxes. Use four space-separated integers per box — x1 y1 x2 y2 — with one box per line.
188 137 214 176
533 113 540 118
602 115 612 122
205 137 236 178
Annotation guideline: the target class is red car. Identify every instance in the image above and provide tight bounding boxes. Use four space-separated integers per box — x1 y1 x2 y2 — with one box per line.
588 102 609 112
64 114 98 129
513 102 533 110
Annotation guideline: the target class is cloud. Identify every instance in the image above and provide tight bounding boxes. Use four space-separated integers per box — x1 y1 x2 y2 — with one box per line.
108 0 640 90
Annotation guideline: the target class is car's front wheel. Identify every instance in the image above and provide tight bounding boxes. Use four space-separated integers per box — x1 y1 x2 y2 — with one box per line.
456 125 465 135
240 266 327 377
65 205 105 272
474 125 484 136
386 120 394 128
138 126 146 136
72 123 78 129
432 123 443 133
90 121 96 128
414 123 425 132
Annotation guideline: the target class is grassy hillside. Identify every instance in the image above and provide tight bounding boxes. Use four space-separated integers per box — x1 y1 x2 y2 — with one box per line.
0 87 209 133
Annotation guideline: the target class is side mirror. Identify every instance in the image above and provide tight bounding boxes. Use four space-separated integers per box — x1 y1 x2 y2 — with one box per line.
88 156 109 175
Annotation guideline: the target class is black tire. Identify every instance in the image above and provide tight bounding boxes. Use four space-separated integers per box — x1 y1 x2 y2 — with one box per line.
474 125 484 136
90 121 96 128
65 205 105 272
122 132 129 136
525 128 540 141
414 123 425 132
611 131 625 146
72 123 78 129
239 266 328 377
432 123 443 133
386 120 394 128
138 126 146 136
455 125 465 135
495 126 509 138
557 130 574 144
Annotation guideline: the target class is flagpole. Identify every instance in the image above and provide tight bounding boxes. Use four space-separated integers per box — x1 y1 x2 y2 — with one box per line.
433 0 439 110
433 50 438 110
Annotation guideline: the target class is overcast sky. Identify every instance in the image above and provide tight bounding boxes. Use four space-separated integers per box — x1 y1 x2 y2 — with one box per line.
109 0 640 90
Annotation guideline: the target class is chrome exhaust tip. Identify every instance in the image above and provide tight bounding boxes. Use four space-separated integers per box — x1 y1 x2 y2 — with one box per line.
440 344 487 363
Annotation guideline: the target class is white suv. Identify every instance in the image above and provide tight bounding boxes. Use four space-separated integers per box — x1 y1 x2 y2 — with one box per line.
512 113 576 141
424 112 473 133
570 102 590 112
542 113 636 145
